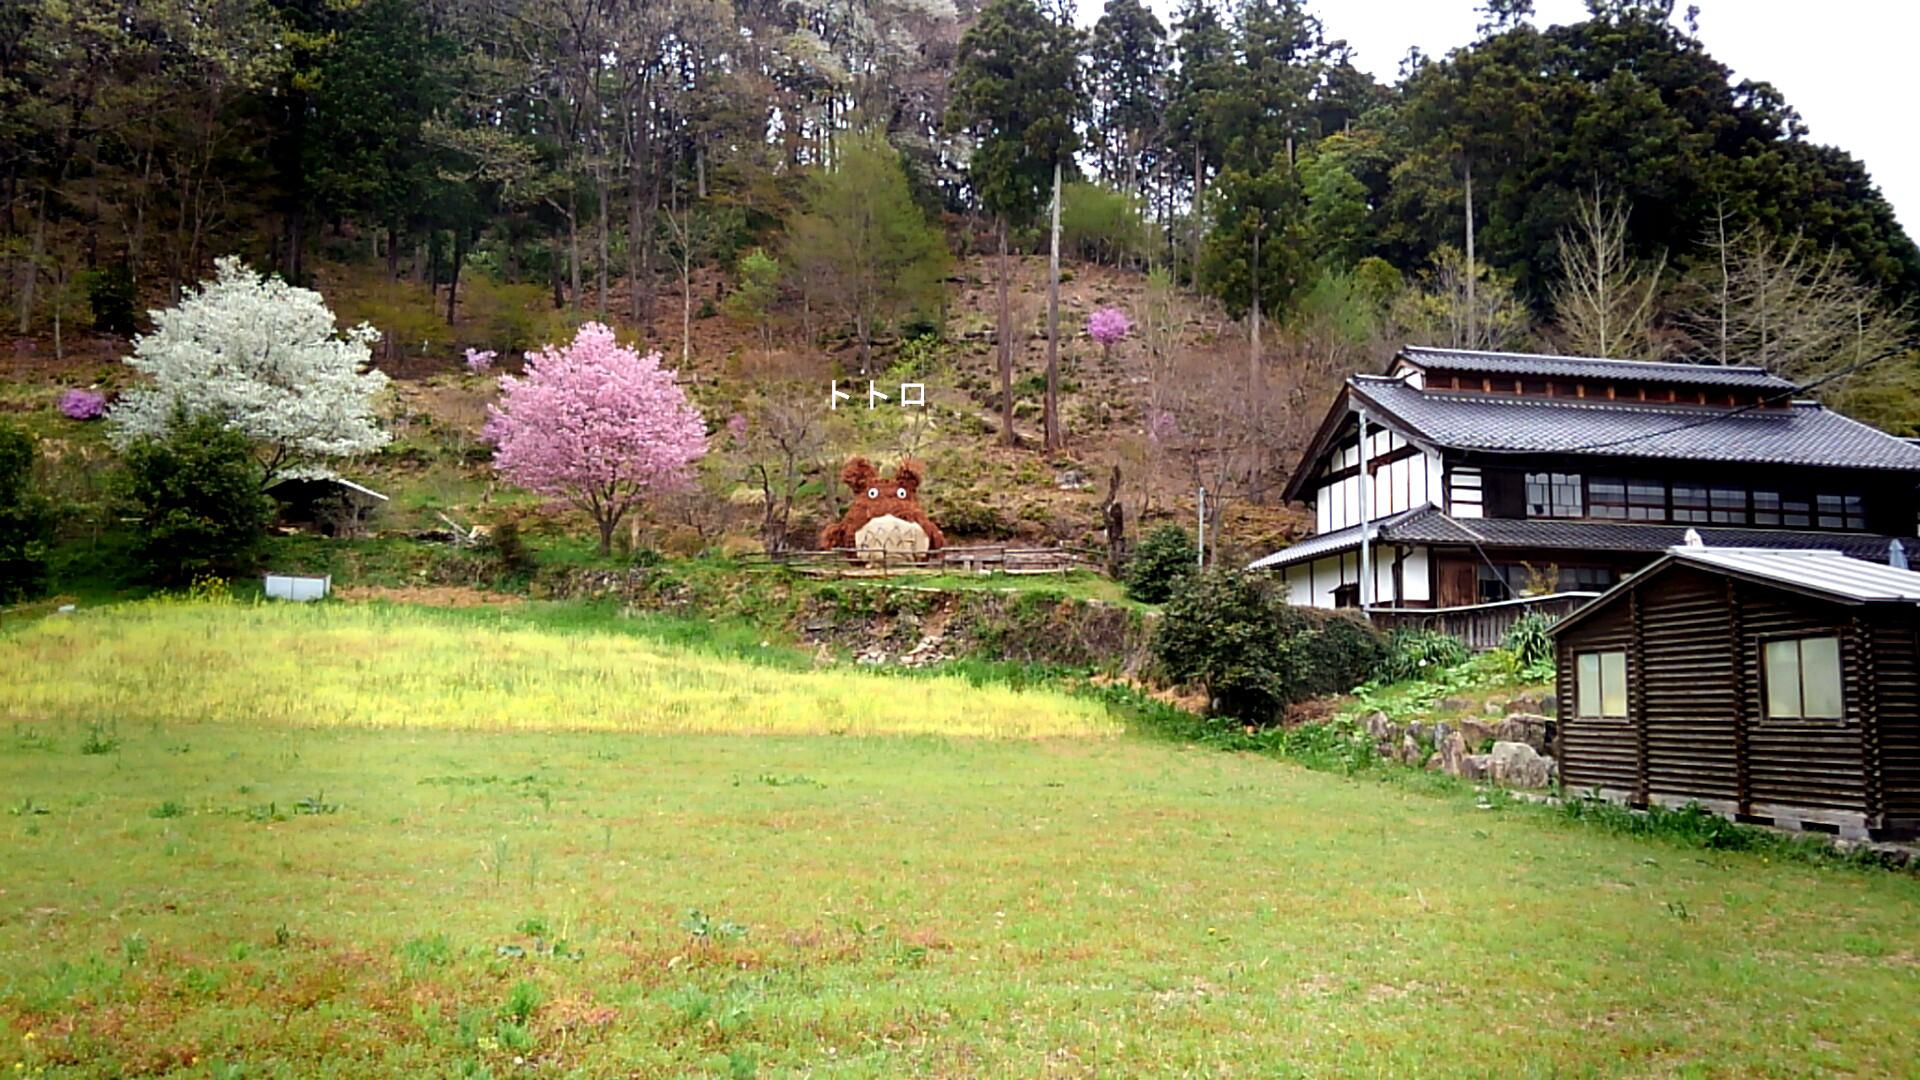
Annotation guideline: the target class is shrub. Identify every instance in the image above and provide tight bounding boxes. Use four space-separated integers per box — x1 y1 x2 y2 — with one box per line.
1504 612 1555 670
1060 182 1150 265
82 262 138 334
1375 627 1470 683
1125 524 1196 603
121 413 274 585
1152 568 1386 725
0 424 55 603
59 388 107 420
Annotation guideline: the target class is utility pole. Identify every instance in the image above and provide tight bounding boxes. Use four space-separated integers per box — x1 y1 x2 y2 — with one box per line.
1196 487 1207 568
1044 157 1064 451
1357 410 1373 610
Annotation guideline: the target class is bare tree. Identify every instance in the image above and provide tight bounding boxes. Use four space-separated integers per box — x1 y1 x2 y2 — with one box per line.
1675 218 1910 382
1388 246 1532 352
734 392 827 553
1551 189 1665 359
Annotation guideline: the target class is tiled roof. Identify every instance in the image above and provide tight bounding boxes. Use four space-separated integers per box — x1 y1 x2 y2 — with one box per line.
1351 377 1920 471
1396 346 1799 391
1250 505 1913 570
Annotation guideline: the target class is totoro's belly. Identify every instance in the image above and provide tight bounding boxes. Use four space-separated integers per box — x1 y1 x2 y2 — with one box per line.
855 514 930 563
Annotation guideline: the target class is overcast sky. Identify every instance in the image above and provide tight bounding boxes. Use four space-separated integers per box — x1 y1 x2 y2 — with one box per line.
1111 1 1920 232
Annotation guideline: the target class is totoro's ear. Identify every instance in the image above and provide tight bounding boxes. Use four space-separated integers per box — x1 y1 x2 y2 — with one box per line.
840 457 878 491
893 460 924 495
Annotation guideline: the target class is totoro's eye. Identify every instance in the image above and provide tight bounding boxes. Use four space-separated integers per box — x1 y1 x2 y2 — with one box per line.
896 487 907 499
867 487 879 499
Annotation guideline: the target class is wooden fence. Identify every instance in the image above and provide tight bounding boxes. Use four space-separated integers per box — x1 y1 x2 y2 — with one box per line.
1366 592 1601 651
746 545 1101 578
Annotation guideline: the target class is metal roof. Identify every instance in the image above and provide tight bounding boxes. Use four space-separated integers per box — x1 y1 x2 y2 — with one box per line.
1665 546 1920 603
1396 346 1800 391
1251 506 1916 571
1350 377 1920 471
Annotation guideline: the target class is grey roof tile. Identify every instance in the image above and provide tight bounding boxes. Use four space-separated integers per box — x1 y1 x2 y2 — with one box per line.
1352 377 1920 471
1398 346 1799 390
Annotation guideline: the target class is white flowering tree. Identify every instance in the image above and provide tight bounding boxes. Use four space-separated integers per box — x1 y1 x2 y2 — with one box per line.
109 257 390 485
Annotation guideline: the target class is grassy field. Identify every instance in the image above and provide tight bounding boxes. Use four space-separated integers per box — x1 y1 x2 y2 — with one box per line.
3 603 1919 1078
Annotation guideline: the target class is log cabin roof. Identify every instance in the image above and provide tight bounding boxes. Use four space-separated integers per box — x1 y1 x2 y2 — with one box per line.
1550 545 1920 638
1394 346 1800 391
1349 376 1920 472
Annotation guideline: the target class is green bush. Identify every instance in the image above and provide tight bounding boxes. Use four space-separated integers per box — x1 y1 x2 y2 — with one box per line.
1125 524 1196 603
82 262 138 335
0 423 56 603
1503 612 1555 671
121 414 274 585
1375 627 1470 683
1061 182 1151 265
1151 568 1385 724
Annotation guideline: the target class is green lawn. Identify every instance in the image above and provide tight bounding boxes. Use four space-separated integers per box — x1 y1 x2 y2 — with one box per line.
2 603 1918 1078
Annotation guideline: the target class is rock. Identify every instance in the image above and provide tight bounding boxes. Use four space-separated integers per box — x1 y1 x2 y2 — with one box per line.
1054 469 1093 491
1488 740 1553 788
1362 711 1392 739
1461 754 1493 781
1495 714 1552 753
1406 721 1428 744
1436 732 1471 777
1431 721 1453 746
1399 734 1422 766
1506 692 1557 716
1456 719 1495 751
1425 751 1444 772
1484 700 1505 715
1439 696 1475 714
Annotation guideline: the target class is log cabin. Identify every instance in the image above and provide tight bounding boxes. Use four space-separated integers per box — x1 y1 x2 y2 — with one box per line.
1549 544 1920 839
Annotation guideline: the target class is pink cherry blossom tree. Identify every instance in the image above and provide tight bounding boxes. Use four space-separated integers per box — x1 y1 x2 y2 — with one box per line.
1088 306 1132 361
485 323 707 554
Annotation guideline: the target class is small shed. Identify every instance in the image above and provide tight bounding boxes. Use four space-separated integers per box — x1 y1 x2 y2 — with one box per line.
266 476 388 536
1550 545 1920 839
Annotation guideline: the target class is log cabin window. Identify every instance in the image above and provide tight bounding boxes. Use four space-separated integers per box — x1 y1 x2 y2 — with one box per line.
1763 635 1844 720
1589 479 1627 519
1755 491 1812 528
1526 472 1583 518
1575 650 1628 718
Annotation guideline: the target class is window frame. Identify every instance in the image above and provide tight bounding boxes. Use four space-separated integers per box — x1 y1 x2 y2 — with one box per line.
1758 632 1848 723
1574 648 1629 720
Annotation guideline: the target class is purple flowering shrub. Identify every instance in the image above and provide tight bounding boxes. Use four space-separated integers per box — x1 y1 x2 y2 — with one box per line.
465 347 498 373
59 388 107 421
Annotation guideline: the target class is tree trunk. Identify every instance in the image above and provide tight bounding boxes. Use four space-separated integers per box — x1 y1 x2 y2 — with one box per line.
597 514 615 555
1463 158 1476 348
1191 144 1204 281
568 187 581 310
1044 158 1064 452
386 222 401 281
15 187 46 333
1250 224 1262 375
996 217 1017 447
681 262 693 366
596 166 611 316
446 230 465 325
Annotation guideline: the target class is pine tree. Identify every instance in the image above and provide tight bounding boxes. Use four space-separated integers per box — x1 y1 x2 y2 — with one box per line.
1088 0 1166 197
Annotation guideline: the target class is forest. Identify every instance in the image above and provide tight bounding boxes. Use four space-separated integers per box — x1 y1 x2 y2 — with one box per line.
4 0 1919 528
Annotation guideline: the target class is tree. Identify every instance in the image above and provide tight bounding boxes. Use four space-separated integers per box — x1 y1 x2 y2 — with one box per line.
108 258 389 487
486 323 708 555
0 423 55 603
121 412 275 586
786 132 950 375
1088 0 1165 196
721 247 781 353
730 392 827 554
1167 0 1234 274
1198 157 1309 367
1389 246 1533 351
1550 190 1665 359
950 0 1082 447
1673 217 1911 382
1125 523 1195 602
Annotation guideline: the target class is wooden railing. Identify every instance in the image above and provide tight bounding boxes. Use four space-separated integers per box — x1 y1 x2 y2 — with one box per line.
746 545 1101 578
1366 592 1601 651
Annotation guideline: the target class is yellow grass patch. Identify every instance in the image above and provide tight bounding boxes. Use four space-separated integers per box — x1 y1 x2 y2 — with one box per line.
0 600 1117 739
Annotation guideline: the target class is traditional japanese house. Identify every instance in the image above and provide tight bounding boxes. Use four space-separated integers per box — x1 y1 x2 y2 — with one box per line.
1549 545 1920 839
1253 347 1920 629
